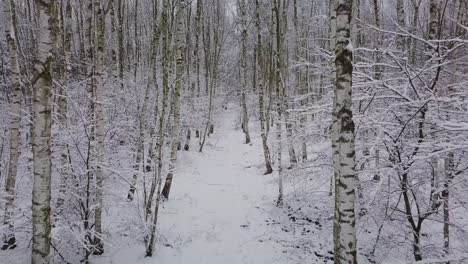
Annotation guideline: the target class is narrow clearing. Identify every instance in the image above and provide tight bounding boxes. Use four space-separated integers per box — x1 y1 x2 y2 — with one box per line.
105 106 288 264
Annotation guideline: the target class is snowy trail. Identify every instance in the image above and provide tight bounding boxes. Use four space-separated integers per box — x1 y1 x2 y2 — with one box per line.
103 106 287 264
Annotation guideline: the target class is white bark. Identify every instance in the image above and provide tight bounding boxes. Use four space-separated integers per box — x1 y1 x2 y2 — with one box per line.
162 0 185 199
56 0 73 211
127 75 151 201
396 0 406 51
239 0 250 144
255 0 273 174
2 0 21 250
93 1 106 255
332 1 357 263
31 0 56 263
428 0 441 41
146 0 171 256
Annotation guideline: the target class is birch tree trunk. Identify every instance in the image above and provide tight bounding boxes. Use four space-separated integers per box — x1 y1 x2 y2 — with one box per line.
372 0 382 80
239 0 250 144
146 0 171 256
162 0 185 200
144 0 160 179
117 0 125 90
256 0 273 175
276 113 283 207
410 0 421 64
332 1 357 263
127 73 151 201
329 0 338 194
195 0 202 97
93 1 106 255
2 0 21 251
295 0 307 162
443 153 454 261
274 0 285 206
278 0 296 167
396 0 406 51
428 0 441 41
56 0 73 212
31 0 56 263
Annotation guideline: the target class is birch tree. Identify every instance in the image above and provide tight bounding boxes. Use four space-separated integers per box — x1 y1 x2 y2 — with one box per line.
1 0 21 251
239 0 250 144
55 0 73 211
332 1 357 263
256 0 273 174
162 0 186 199
146 0 171 256
93 0 107 255
31 0 56 263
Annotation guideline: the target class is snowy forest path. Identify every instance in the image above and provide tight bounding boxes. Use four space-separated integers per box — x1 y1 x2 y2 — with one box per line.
152 105 286 264
100 104 288 264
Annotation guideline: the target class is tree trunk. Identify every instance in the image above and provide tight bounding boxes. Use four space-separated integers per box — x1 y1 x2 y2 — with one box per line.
31 0 56 263
373 0 382 80
117 0 125 89
2 0 21 251
239 0 250 144
443 153 454 261
396 0 406 51
146 0 171 256
162 0 185 200
255 0 273 174
93 1 106 255
127 74 151 201
195 0 202 96
429 0 441 41
276 113 283 207
332 1 357 263
274 0 285 206
56 0 73 212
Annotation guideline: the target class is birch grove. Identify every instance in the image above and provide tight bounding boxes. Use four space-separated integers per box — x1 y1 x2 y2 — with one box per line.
0 0 466 263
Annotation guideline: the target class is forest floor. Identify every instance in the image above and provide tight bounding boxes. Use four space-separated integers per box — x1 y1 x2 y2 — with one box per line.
96 104 294 264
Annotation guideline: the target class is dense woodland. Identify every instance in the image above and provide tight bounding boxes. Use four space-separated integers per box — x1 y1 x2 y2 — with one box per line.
0 0 467 263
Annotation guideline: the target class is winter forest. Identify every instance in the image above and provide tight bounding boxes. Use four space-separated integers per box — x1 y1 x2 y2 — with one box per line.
0 0 467 263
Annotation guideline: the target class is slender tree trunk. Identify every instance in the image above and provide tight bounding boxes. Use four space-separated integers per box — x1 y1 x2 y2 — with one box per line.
93 1 106 255
396 0 406 51
239 0 250 144
429 0 441 41
332 1 357 263
133 0 139 83
373 0 382 80
162 0 185 200
297 3 308 161
84 1 96 260
410 1 421 64
442 155 453 262
109 0 117 72
329 0 338 194
117 0 125 89
2 0 21 251
195 0 202 97
127 76 151 201
276 112 283 207
31 0 56 263
56 0 73 212
144 0 160 178
274 0 285 206
255 0 273 174
146 0 170 256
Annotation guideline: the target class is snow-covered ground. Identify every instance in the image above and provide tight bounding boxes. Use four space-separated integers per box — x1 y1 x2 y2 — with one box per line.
4 103 464 264
95 105 291 264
